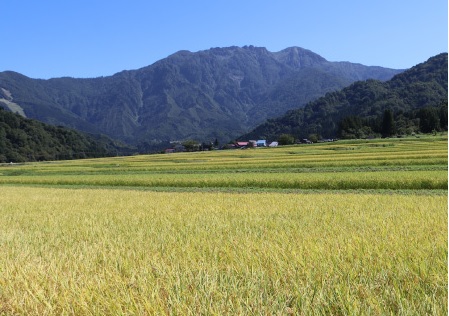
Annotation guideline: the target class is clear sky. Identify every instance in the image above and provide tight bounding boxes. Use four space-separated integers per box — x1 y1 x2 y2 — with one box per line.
1 0 447 79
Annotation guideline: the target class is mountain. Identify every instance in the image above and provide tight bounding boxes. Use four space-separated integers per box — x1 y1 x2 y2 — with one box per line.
240 53 448 141
0 46 402 148
0 107 134 162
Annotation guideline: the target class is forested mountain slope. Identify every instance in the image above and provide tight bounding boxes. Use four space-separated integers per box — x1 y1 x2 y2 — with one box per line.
241 53 447 141
0 46 401 147
0 107 133 162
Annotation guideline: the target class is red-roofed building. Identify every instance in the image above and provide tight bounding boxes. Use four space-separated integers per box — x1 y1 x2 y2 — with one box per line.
235 141 249 147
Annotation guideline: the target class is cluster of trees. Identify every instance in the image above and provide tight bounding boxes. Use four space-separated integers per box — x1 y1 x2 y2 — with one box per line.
181 139 221 151
338 103 447 139
0 107 133 162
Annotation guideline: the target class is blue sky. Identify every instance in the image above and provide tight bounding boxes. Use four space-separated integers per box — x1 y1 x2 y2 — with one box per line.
1 0 447 79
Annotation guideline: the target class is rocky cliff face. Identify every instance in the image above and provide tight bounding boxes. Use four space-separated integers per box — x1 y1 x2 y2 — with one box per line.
0 46 402 146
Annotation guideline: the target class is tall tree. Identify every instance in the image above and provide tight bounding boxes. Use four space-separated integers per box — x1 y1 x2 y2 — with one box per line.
381 109 395 137
417 107 440 133
439 101 448 130
278 134 295 145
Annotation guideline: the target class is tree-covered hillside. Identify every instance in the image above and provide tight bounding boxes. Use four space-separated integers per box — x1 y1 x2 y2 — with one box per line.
241 53 448 141
0 108 134 162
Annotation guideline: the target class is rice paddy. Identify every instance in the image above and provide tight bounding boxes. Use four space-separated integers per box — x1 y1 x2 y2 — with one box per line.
0 136 447 315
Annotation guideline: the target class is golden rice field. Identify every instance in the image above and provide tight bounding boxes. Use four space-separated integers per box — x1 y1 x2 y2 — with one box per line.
0 136 447 315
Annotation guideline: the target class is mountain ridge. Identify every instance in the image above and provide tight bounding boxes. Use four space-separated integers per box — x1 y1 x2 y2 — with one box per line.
0 46 402 148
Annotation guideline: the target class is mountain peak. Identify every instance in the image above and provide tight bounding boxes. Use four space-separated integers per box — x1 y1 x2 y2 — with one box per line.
273 47 327 69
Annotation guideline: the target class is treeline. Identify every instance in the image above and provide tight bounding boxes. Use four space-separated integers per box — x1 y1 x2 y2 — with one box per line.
242 53 448 141
0 107 134 162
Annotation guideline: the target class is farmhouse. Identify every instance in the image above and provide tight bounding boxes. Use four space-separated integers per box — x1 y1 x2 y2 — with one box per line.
256 140 267 147
235 141 249 148
235 140 270 148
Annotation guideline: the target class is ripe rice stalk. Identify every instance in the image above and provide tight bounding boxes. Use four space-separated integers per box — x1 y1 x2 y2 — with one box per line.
0 187 446 315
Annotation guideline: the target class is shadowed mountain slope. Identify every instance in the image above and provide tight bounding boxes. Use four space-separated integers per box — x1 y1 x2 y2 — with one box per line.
0 107 134 162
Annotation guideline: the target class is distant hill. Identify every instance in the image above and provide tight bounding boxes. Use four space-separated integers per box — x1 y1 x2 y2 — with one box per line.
240 53 448 141
0 46 401 149
0 107 134 162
